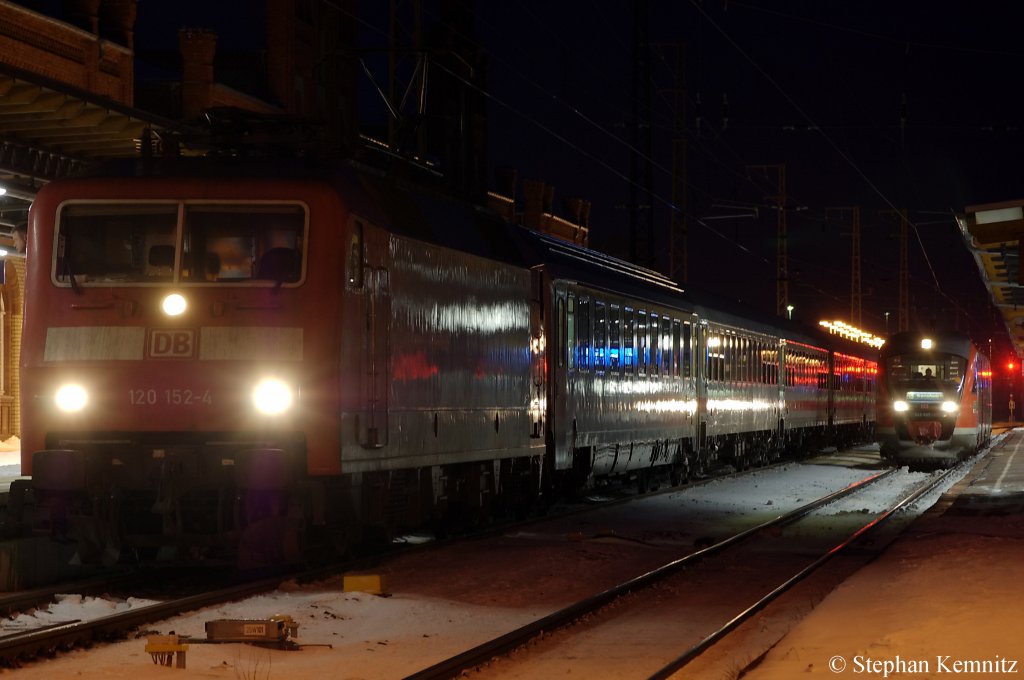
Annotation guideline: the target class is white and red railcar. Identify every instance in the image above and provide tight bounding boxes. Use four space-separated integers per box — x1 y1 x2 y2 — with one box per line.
876 331 992 467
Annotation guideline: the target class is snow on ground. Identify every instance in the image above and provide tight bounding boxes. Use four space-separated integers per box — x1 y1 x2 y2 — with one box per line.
0 442 1015 679
0 437 21 478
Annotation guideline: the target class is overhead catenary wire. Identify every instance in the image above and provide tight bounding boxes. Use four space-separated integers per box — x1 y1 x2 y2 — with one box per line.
686 1 971 319
339 0 979 330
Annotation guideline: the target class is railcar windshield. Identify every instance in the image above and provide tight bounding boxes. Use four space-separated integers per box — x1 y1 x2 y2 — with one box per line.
53 202 306 286
885 353 966 392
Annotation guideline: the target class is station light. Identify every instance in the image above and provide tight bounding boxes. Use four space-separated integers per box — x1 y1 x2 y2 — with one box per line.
817 320 885 348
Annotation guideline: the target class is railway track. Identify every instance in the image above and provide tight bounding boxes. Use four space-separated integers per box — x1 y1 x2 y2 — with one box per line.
402 461 966 679
0 571 294 665
0 465 747 666
0 445 894 673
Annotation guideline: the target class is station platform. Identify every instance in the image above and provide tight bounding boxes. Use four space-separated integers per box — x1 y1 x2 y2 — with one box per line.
745 428 1024 679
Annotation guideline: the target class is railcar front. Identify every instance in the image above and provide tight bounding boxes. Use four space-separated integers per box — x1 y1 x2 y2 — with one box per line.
20 172 343 563
876 331 992 467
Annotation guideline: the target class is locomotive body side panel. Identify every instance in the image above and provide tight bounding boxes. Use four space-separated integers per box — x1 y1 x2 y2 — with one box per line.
338 224 535 473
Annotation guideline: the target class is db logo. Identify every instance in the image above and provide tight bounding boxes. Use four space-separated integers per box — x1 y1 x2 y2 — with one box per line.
149 329 195 358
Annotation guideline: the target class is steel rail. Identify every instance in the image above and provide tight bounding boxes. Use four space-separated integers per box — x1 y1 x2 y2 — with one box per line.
0 572 298 664
0 570 139 618
403 467 897 680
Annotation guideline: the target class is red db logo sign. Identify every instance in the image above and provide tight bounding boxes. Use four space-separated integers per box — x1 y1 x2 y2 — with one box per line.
149 330 195 358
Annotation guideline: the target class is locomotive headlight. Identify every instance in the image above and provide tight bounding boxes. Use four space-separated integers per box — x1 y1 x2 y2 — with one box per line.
941 400 959 413
162 293 187 317
893 400 909 412
252 378 294 415
55 383 88 412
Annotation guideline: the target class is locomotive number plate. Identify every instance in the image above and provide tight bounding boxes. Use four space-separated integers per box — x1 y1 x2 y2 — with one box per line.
129 388 212 406
149 329 195 358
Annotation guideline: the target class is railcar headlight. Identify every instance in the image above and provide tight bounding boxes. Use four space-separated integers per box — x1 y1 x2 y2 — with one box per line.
893 400 909 412
162 293 187 317
55 383 88 412
941 400 959 413
252 378 294 415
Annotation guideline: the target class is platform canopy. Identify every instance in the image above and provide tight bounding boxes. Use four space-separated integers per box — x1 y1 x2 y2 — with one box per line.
0 63 190 232
958 200 1024 359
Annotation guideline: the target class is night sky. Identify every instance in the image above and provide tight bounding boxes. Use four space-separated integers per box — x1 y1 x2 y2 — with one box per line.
129 1 1024 352
474 1 1024 345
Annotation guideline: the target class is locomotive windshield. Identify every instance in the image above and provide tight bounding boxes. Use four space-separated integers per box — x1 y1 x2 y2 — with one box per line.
53 202 306 286
885 353 966 392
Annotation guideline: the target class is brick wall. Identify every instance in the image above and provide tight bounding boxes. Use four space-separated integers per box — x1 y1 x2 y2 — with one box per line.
2 255 24 439
0 0 134 105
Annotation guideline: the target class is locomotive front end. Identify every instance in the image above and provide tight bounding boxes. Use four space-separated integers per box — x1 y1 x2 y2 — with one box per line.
19 176 331 564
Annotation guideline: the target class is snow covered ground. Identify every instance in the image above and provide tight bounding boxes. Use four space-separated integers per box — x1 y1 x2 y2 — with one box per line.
0 438 1015 679
0 436 22 479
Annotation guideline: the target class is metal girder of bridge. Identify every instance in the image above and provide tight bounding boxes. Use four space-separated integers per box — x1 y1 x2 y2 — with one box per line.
959 200 1024 358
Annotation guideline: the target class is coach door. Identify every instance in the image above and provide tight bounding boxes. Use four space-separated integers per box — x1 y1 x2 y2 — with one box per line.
360 266 390 448
530 269 546 442
547 285 567 469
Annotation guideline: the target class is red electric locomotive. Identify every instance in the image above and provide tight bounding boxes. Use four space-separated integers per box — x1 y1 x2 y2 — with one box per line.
19 163 552 564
